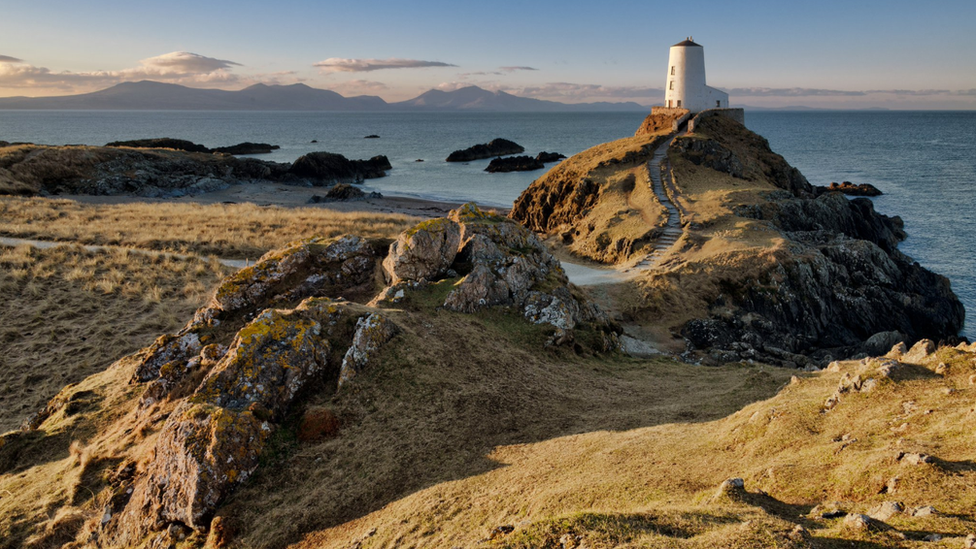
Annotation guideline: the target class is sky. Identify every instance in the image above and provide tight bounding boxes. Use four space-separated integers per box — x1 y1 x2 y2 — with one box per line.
1 0 975 109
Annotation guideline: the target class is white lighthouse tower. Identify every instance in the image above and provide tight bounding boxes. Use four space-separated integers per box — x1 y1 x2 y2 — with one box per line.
664 37 728 112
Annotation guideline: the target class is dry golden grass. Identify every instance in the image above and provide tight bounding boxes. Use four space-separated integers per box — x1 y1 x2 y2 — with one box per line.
0 196 419 259
282 342 976 549
0 244 230 433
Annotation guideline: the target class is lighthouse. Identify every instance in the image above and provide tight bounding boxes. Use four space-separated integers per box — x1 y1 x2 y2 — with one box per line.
664 37 728 112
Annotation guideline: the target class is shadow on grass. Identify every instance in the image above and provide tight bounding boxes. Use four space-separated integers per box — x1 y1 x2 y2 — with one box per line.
0 429 73 476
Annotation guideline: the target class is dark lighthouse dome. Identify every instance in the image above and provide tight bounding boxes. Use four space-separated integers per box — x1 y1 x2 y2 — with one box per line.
673 37 702 47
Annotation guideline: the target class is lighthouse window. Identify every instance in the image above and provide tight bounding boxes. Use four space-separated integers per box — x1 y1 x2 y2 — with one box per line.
677 100 682 107
670 66 675 75
669 81 674 90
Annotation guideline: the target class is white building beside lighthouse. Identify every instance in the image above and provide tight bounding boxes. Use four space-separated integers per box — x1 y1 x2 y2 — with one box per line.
664 37 728 112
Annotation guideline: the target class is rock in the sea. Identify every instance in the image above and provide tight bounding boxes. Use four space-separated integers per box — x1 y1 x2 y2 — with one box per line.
820 181 883 197
212 142 280 155
364 134 380 139
290 152 391 184
446 138 524 162
535 151 566 163
105 137 211 153
485 155 544 173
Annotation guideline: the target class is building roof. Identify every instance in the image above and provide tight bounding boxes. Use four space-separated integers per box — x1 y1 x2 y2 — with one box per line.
672 38 702 47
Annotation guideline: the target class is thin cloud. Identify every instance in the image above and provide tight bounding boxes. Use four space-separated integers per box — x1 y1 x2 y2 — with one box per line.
724 87 866 97
314 58 456 72
724 87 976 98
499 66 538 72
436 82 483 92
434 80 662 103
0 51 247 91
515 82 663 101
0 55 23 63
138 51 240 74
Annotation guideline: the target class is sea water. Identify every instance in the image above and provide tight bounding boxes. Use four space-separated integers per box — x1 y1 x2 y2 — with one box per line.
1 110 972 338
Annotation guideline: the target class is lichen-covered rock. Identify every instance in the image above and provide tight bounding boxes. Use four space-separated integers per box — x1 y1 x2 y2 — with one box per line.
443 205 562 313
338 313 400 388
207 235 378 319
109 298 372 544
111 404 270 539
522 288 583 330
385 204 617 340
131 236 380 389
190 308 329 417
133 332 204 383
382 218 461 285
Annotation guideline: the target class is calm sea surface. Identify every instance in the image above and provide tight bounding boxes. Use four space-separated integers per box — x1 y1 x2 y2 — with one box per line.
1 110 973 338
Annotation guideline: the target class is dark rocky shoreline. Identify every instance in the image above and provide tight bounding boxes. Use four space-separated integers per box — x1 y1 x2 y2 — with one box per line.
0 142 391 198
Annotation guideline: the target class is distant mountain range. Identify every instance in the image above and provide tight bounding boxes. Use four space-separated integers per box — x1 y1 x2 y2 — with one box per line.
0 81 649 112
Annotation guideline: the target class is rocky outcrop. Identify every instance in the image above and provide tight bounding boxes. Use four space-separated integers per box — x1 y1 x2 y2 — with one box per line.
212 142 280 155
634 109 689 136
307 183 382 202
382 218 461 285
484 155 544 173
385 203 617 338
338 313 400 387
106 138 211 153
679 237 964 366
671 136 745 178
290 152 391 184
536 151 566 163
111 298 374 545
0 144 390 197
817 181 883 197
681 111 814 197
446 138 524 162
107 138 280 156
671 115 963 365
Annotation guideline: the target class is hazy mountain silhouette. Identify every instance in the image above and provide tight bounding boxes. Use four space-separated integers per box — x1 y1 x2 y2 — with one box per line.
391 86 645 112
0 81 647 112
